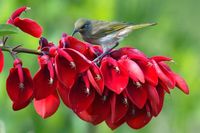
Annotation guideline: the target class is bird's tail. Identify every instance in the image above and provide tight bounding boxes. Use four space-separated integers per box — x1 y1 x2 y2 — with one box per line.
130 22 157 30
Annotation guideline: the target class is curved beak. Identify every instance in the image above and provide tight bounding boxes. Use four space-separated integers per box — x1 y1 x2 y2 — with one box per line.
72 29 79 36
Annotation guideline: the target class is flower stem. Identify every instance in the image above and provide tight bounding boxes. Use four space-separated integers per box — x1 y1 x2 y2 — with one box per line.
0 45 42 55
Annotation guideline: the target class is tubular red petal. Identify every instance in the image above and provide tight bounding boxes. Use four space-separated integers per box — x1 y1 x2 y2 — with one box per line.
34 91 60 119
152 60 174 88
0 49 4 73
158 62 176 88
151 56 172 62
126 81 147 109
82 74 90 89
69 77 95 113
173 73 189 94
47 59 54 80
87 64 104 95
13 18 43 38
33 65 57 99
16 64 24 84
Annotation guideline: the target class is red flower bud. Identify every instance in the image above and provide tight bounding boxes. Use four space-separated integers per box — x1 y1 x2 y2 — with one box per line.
7 6 43 38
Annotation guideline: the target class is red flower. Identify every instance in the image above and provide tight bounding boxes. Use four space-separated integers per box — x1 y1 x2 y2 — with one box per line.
7 6 43 38
6 58 34 110
33 55 57 99
0 49 4 73
55 48 91 88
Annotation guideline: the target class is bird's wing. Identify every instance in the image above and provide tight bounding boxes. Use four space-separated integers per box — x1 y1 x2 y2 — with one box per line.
90 20 130 38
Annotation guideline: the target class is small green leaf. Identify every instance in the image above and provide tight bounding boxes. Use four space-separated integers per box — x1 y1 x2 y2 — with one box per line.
0 24 19 36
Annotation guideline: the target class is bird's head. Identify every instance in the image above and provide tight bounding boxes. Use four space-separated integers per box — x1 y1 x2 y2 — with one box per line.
72 18 91 36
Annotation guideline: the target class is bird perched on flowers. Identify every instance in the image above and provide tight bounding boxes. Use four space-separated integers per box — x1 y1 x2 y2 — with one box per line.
72 18 156 61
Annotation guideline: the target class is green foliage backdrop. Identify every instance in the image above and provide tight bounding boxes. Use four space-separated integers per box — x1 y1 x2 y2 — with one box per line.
0 0 199 133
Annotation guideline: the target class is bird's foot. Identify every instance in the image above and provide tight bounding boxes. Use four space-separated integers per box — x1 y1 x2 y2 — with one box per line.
92 42 119 64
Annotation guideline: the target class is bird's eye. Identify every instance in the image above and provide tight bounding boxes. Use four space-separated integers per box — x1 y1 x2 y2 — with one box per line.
81 24 89 29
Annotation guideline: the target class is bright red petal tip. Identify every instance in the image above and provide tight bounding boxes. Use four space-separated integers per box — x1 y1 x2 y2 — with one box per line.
34 91 60 119
12 100 31 111
173 73 189 94
7 6 28 24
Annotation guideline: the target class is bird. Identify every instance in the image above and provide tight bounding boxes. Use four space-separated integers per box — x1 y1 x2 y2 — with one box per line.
72 18 156 62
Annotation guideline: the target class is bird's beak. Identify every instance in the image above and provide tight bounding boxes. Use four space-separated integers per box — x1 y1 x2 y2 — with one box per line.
72 29 79 36
132 22 157 30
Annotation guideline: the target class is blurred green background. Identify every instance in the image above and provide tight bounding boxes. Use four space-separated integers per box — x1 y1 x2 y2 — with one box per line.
0 0 200 133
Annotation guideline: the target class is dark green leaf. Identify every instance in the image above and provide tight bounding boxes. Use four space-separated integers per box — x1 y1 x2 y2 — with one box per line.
0 24 19 36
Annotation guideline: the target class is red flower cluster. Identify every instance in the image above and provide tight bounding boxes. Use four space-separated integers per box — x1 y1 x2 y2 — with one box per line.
56 35 189 129
2 6 189 130
6 33 189 129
